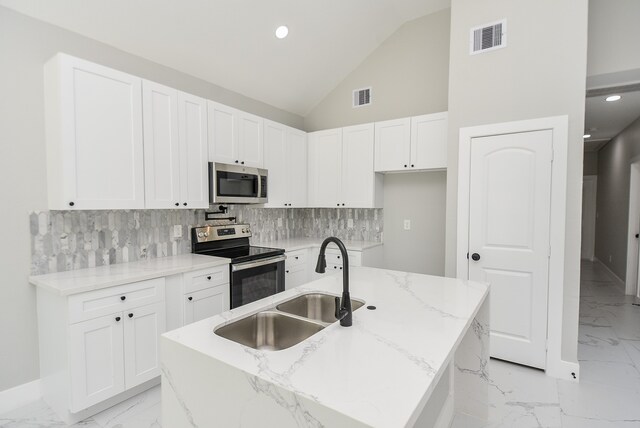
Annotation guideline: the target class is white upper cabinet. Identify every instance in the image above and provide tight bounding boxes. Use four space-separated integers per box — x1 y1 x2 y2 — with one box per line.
374 118 411 172
309 126 382 208
142 81 181 209
208 101 264 168
44 53 145 210
374 113 448 172
143 81 209 209
177 92 209 208
308 128 343 208
207 101 238 165
264 121 307 208
342 123 382 208
410 112 448 170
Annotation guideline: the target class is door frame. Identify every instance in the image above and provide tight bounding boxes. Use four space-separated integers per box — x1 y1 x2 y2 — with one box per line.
625 158 640 296
456 115 572 380
581 175 598 261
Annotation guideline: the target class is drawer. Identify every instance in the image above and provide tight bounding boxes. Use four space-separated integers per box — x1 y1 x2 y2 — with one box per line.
184 266 229 294
285 250 307 268
325 250 362 267
68 278 165 324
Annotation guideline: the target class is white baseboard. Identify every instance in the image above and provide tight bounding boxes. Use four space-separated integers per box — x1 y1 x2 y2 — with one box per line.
546 358 580 382
592 257 625 291
0 379 42 414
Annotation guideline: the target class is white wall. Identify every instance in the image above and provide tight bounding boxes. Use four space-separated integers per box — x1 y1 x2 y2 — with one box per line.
445 0 588 365
0 5 303 391
304 9 450 131
383 172 446 275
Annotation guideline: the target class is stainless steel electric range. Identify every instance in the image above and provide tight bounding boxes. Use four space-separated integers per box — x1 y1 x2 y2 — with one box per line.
191 224 285 309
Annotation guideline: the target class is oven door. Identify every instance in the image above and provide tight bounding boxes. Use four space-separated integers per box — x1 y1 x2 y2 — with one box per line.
230 255 285 309
210 162 268 204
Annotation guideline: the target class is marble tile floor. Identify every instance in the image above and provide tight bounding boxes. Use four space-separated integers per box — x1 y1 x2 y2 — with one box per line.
3 260 640 427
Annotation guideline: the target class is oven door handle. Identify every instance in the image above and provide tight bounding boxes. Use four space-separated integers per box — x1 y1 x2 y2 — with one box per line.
231 255 286 272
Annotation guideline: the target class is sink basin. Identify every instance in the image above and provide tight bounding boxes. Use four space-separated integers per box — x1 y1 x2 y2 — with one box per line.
276 293 365 324
214 311 324 351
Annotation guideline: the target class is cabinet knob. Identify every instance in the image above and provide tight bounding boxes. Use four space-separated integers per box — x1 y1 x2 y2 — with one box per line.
188 296 193 301
175 202 179 207
342 203 345 206
286 270 289 274
69 201 75 207
333 266 337 269
128 313 133 318
295 256 299 260
337 204 340 207
120 296 126 301
115 316 121 322
404 165 407 168
235 160 239 163
339 267 343 270
241 161 245 165
207 276 211 280
183 202 188 206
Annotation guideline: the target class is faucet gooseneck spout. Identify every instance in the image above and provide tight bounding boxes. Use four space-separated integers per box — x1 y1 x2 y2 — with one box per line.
315 237 352 327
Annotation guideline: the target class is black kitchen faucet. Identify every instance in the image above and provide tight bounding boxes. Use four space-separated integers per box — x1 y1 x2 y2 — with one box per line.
315 237 352 327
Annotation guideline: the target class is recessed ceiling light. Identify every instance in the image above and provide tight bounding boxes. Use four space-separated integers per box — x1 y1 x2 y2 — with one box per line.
583 134 591 139
605 95 621 102
275 26 289 39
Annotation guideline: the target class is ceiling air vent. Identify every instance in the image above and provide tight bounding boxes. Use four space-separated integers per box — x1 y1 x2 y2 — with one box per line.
353 87 372 108
470 20 506 55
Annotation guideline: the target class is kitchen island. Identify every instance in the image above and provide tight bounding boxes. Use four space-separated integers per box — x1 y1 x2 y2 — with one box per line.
160 267 490 427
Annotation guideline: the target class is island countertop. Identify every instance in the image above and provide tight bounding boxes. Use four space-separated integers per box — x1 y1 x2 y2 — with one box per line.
161 267 489 428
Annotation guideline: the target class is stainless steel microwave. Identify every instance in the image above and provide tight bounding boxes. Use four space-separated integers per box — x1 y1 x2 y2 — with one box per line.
209 162 268 204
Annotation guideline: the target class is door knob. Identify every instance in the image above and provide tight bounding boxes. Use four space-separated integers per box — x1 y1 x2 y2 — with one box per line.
471 253 481 261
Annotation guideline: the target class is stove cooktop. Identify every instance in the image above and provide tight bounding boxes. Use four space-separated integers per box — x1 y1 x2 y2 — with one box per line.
198 245 285 264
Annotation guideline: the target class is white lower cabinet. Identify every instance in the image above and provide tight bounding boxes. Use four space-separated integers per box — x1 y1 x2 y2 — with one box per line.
123 302 166 389
285 249 309 289
184 285 229 324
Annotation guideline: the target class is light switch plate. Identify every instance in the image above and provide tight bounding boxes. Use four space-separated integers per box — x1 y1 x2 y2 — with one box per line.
403 219 411 230
173 225 183 239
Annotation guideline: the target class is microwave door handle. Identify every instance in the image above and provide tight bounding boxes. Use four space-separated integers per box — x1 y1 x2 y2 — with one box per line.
232 255 286 272
257 173 261 198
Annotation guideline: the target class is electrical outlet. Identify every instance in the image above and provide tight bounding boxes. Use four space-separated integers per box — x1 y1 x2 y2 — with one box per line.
348 219 354 228
173 225 183 239
277 218 283 227
403 219 411 230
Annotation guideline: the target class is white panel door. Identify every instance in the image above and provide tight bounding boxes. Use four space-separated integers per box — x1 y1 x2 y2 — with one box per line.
238 112 264 168
308 129 343 208
342 123 375 208
178 91 209 209
142 80 181 209
69 313 125 412
468 130 553 369
411 112 448 170
123 302 165 389
263 120 288 207
374 118 411 172
287 128 308 207
207 101 238 165
51 54 144 210
184 285 230 325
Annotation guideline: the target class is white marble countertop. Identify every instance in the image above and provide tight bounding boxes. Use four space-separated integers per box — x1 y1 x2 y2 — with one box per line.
253 237 383 252
29 254 230 296
162 267 489 428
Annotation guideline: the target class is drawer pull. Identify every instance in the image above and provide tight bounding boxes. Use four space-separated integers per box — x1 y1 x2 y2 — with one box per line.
115 316 121 322
207 276 212 280
128 313 133 318
295 256 299 260
120 296 126 301
188 296 193 301
286 270 289 274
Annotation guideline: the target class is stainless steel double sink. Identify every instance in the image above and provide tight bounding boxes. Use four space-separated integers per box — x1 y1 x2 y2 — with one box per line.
215 293 365 351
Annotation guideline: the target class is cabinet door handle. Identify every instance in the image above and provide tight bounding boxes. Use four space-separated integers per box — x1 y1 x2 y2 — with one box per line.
175 202 179 207
337 203 340 207
411 164 414 168
188 296 193 301
337 255 340 259
342 203 345 206
207 276 212 280
235 160 239 163
404 164 407 168
241 161 245 165
120 296 126 301
115 316 121 322
68 201 75 207
295 256 299 260
183 202 188 206
286 270 289 274
128 313 134 318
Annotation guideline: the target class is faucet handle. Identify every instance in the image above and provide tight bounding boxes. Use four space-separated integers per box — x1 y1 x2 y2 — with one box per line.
334 296 341 320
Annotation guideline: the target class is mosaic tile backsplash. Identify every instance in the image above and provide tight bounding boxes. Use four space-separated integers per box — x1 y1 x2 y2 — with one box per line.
30 207 383 275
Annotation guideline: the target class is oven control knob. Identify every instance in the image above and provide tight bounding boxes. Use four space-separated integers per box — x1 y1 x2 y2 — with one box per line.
197 232 204 238
203 232 209 238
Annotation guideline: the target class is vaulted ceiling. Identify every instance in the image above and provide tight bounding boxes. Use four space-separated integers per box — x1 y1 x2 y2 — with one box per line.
0 0 450 116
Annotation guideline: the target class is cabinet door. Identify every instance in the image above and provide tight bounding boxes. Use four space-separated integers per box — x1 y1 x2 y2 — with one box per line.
342 123 376 208
410 112 448 170
308 129 343 208
142 80 181 209
123 302 166 389
374 118 411 172
207 101 238 165
69 313 125 412
238 112 264 167
178 92 209 208
184 285 230 325
285 265 307 290
45 54 145 210
287 128 308 208
263 120 288 207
